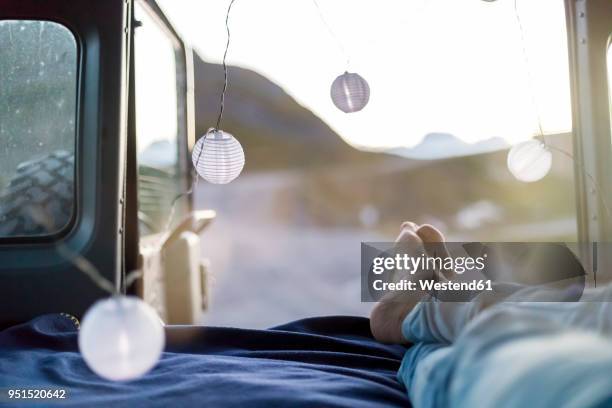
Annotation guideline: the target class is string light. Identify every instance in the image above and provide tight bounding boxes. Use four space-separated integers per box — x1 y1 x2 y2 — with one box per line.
506 0 550 183
192 0 245 184
26 207 165 382
507 139 552 182
311 0 370 113
192 128 245 184
78 296 164 381
69 3 248 379
330 72 370 113
74 10 249 381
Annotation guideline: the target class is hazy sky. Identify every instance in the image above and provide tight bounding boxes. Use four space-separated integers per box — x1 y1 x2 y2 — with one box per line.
157 0 572 152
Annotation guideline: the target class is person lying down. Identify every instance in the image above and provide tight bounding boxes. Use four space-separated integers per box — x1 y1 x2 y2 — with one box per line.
370 222 612 408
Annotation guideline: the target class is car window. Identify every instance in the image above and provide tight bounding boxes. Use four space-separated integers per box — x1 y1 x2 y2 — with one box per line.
0 20 77 238
134 3 182 235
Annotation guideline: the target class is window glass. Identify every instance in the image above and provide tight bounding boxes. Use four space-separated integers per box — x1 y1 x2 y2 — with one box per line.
134 3 181 235
0 20 77 237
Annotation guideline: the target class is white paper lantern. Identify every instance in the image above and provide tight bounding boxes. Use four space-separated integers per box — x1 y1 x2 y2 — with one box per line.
78 296 165 381
507 139 552 182
330 72 370 113
192 129 245 184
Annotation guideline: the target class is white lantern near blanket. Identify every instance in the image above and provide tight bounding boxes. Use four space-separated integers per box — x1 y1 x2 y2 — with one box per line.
79 296 165 381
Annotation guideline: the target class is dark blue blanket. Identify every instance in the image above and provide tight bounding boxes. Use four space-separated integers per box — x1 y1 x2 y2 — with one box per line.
0 314 410 407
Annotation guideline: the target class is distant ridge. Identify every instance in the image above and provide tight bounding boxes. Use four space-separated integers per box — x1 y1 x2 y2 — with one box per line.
388 133 508 160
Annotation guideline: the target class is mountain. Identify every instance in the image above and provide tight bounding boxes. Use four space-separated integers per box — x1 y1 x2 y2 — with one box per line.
388 133 508 160
192 54 395 171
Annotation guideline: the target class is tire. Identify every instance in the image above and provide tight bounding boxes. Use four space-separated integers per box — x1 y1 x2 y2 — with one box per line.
0 150 74 236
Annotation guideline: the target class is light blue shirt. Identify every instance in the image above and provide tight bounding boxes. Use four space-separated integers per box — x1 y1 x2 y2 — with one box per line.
397 286 612 408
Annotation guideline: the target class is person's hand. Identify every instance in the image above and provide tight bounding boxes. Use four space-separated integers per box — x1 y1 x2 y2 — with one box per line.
369 222 446 344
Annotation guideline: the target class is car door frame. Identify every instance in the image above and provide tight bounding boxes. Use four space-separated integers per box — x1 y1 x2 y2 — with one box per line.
0 0 131 327
565 0 612 283
126 0 197 317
